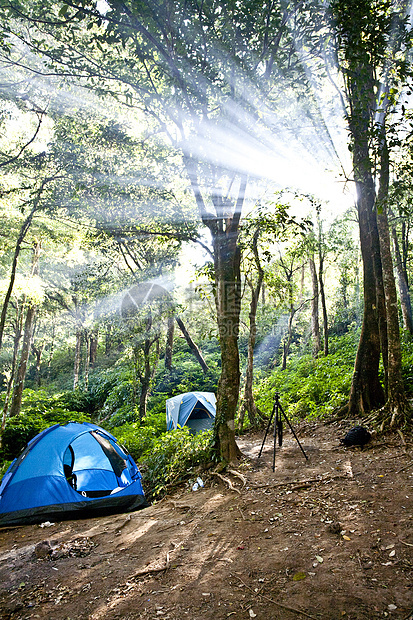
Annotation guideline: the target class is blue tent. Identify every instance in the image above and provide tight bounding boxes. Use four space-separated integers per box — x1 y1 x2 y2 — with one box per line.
0 422 148 526
166 391 216 434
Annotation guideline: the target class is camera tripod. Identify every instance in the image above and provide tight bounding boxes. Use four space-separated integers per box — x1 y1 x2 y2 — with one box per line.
258 393 308 471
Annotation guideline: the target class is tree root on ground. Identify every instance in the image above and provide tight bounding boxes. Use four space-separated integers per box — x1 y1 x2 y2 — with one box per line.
211 471 241 494
227 468 247 488
363 398 412 433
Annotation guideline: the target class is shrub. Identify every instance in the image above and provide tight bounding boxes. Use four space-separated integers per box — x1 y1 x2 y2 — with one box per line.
0 390 90 460
113 422 159 461
140 428 213 500
109 410 166 461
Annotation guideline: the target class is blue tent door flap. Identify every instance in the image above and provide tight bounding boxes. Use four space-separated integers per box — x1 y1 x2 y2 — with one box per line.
0 422 148 526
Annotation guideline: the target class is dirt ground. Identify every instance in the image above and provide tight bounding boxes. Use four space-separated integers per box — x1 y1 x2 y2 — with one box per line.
0 420 412 620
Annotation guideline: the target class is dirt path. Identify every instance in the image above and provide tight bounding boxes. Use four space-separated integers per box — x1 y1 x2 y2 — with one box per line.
0 420 412 620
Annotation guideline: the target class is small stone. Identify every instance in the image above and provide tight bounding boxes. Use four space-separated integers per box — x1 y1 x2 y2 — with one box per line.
33 541 52 559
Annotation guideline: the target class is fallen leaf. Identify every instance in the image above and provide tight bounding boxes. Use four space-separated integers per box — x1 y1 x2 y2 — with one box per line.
315 555 324 563
342 535 351 541
292 572 306 581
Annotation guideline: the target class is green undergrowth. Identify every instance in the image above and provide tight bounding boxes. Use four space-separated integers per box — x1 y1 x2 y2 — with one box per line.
136 427 213 501
0 390 90 460
253 333 358 424
95 412 214 501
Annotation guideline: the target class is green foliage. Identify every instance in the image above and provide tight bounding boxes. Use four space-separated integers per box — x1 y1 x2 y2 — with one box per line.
112 422 160 462
154 354 219 396
254 333 358 421
99 380 135 424
62 368 139 425
0 460 12 480
59 389 100 415
401 333 413 397
139 428 213 500
1 389 90 460
107 408 167 462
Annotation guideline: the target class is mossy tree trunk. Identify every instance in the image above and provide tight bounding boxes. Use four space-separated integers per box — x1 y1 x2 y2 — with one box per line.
309 255 321 358
391 221 413 335
238 228 264 432
375 137 412 428
9 240 42 417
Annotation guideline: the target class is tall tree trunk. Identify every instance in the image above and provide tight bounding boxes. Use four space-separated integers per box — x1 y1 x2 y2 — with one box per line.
281 273 298 371
73 329 82 390
213 228 242 461
309 256 321 357
375 137 411 428
391 223 413 335
165 315 174 370
47 318 56 379
238 228 264 432
139 338 160 420
138 337 151 421
0 205 38 350
333 0 388 417
0 306 24 435
32 342 45 387
84 331 90 391
137 318 160 420
89 329 99 368
318 252 329 356
282 308 296 371
346 163 385 415
300 263 305 303
341 78 385 413
185 159 244 463
9 241 41 417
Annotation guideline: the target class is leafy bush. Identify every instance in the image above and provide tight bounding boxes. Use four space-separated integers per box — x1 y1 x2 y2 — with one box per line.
109 405 167 456
113 422 159 461
0 389 90 460
140 428 213 500
58 390 98 415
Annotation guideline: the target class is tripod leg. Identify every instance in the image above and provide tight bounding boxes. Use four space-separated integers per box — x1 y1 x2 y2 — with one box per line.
272 417 277 472
258 403 275 458
279 403 308 461
278 415 283 447
272 398 279 472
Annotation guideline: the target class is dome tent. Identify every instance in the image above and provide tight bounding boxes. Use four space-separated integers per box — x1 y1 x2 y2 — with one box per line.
0 422 148 526
166 391 216 434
